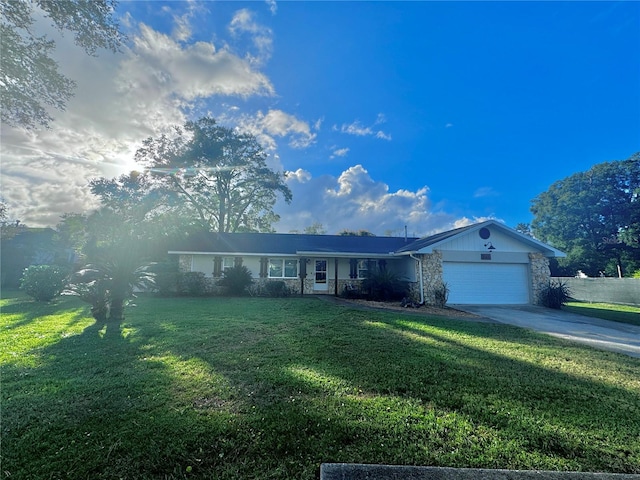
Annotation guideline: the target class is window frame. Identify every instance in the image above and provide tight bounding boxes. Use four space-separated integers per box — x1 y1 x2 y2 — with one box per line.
222 257 235 270
357 259 369 279
268 258 298 279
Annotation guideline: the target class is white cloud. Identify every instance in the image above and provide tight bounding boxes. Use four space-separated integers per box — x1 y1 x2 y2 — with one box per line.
338 117 392 141
473 186 499 198
265 0 277 15
0 14 276 227
237 109 317 151
275 165 462 236
330 147 350 159
127 24 274 100
285 168 312 183
229 8 273 65
340 121 373 136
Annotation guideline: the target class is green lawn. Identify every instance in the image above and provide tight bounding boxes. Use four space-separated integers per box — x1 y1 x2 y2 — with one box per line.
564 302 640 327
2 291 639 479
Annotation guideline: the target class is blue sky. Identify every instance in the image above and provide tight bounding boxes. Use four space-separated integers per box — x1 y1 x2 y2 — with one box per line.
2 1 638 236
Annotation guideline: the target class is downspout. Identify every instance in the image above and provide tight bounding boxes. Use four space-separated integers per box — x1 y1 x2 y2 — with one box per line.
409 253 424 305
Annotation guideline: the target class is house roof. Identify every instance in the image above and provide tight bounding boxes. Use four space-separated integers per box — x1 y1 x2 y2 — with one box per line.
168 220 565 258
396 219 565 257
169 231 420 257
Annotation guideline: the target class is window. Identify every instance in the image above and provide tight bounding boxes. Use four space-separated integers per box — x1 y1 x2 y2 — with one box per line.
222 257 235 270
268 259 298 278
357 259 369 279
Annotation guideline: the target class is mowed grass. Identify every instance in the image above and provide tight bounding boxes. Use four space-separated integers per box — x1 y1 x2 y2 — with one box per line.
564 302 640 327
2 291 640 479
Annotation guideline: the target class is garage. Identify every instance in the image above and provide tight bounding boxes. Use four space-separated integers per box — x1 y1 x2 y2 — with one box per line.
442 262 530 304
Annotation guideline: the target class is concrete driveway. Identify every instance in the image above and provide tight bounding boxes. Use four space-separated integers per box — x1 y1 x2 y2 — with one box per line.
455 304 640 358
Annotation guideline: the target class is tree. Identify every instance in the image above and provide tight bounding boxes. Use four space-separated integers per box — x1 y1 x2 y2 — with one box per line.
338 229 376 236
135 117 292 233
530 153 640 277
59 172 200 321
61 210 156 322
65 242 155 322
1 0 125 129
303 222 326 235
514 223 534 238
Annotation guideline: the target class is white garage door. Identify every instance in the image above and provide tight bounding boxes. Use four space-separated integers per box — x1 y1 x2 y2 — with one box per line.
442 262 530 304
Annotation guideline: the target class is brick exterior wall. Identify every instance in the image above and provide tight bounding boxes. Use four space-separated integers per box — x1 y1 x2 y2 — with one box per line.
412 251 445 305
529 252 551 305
178 254 192 272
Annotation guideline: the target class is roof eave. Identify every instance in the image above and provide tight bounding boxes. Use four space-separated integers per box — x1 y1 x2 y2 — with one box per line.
296 251 402 258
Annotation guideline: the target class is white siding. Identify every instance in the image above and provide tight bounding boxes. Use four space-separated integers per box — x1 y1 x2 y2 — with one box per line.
438 229 535 253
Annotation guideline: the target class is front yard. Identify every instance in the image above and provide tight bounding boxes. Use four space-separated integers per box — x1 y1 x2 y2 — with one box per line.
2 291 639 479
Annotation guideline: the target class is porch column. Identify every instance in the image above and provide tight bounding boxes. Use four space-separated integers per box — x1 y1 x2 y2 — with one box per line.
334 258 339 296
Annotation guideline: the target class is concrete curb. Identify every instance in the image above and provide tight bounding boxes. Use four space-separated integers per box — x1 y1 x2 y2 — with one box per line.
320 464 640 480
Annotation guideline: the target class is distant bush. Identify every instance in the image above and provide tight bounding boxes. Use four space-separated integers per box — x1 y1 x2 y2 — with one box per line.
178 272 209 296
218 265 253 296
361 270 408 301
539 280 572 309
20 265 68 302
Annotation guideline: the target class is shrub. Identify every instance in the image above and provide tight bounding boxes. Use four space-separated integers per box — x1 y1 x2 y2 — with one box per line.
218 265 253 296
431 282 449 308
64 277 109 322
178 272 209 296
20 265 68 302
151 262 180 296
539 280 572 309
342 282 365 299
361 269 408 301
264 280 291 297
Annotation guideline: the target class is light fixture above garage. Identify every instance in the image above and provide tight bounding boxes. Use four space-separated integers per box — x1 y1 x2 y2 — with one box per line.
484 242 496 250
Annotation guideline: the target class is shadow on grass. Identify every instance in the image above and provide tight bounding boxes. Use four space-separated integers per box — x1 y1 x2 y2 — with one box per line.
1 294 90 331
128 297 640 474
3 295 640 480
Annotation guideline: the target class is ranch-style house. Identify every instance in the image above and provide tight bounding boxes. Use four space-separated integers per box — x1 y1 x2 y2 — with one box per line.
169 220 565 305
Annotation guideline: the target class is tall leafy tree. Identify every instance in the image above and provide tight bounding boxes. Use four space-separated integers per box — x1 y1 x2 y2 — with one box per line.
135 117 293 233
1 0 125 129
530 153 640 277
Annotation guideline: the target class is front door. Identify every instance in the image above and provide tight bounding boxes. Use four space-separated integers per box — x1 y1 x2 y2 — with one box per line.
314 259 328 291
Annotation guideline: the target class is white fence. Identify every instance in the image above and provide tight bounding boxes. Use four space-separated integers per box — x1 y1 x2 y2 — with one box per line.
556 277 640 306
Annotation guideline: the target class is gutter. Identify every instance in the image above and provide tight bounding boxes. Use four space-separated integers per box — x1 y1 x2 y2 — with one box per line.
409 253 424 305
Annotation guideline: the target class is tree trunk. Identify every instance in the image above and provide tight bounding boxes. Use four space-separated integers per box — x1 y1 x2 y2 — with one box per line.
109 295 125 322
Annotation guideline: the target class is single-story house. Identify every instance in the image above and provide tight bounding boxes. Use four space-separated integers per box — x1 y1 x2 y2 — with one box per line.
168 220 565 305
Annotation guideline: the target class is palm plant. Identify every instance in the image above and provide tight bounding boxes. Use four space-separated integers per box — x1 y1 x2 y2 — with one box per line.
65 242 155 322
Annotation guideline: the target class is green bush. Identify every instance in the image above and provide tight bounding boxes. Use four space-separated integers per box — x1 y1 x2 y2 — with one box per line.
264 280 291 297
431 282 449 308
342 282 365 299
20 264 68 302
539 280 572 309
361 269 408 301
218 265 253 296
151 262 180 296
178 272 209 296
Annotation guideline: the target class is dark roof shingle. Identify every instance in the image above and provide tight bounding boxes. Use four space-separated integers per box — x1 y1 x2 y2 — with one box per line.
170 232 419 256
